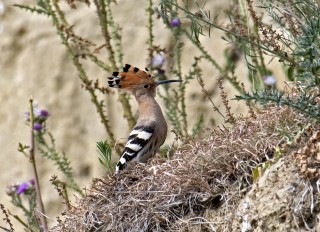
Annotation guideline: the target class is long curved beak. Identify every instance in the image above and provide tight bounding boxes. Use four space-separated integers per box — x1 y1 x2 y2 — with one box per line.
155 80 182 86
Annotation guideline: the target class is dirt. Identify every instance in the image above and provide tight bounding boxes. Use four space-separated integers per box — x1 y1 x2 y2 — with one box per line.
205 158 320 232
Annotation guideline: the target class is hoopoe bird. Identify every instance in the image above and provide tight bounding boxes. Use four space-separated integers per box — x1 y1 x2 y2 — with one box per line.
108 64 181 172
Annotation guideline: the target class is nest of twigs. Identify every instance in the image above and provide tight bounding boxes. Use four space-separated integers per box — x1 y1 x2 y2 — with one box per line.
51 106 319 232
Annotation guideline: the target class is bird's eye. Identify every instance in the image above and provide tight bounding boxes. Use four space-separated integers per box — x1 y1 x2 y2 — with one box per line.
144 84 149 89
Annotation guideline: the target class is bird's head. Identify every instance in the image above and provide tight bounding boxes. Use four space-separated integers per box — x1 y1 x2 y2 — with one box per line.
108 64 181 98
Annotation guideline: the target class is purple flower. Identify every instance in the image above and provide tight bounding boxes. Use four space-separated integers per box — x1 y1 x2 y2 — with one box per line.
170 18 181 27
33 122 42 131
34 109 41 117
24 102 50 122
17 182 29 195
151 52 165 69
29 179 35 186
31 102 41 117
39 109 50 118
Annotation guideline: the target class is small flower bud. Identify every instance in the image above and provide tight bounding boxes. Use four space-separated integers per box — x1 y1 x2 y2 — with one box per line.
17 182 29 195
263 75 276 86
33 122 42 131
158 69 166 75
170 18 181 27
151 52 165 69
39 109 50 119
29 179 35 186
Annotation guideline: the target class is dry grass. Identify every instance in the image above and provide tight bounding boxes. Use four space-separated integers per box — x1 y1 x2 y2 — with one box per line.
51 106 319 232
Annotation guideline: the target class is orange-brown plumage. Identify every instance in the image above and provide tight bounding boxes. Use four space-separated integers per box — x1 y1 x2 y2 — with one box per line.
108 64 155 90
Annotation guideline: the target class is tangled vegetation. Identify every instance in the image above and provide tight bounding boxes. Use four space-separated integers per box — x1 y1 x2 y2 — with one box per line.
51 106 320 231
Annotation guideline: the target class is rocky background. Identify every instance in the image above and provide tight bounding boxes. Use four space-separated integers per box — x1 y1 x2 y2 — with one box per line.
0 0 284 230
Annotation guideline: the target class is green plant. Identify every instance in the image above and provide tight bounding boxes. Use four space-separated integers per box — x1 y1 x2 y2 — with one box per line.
252 146 282 181
235 87 320 121
6 100 82 231
14 99 48 231
96 141 113 170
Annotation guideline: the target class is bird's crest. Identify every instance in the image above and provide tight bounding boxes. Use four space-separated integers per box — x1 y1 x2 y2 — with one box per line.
108 64 154 89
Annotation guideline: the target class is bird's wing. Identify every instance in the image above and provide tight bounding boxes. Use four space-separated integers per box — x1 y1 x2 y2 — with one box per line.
116 125 155 172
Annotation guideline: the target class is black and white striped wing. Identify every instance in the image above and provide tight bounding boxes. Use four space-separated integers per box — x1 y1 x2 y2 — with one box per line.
116 125 155 172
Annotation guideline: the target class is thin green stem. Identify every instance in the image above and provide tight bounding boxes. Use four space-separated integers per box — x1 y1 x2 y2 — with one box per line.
87 53 112 72
147 0 154 66
12 195 30 218
52 0 68 26
105 2 123 68
29 99 48 232
119 94 136 129
9 212 31 231
94 0 116 69
173 30 188 136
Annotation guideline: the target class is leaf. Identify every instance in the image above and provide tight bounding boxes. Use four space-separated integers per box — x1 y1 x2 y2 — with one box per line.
287 65 294 81
252 166 260 181
192 114 204 136
14 4 49 16
98 158 104 165
96 140 113 170
18 143 29 152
